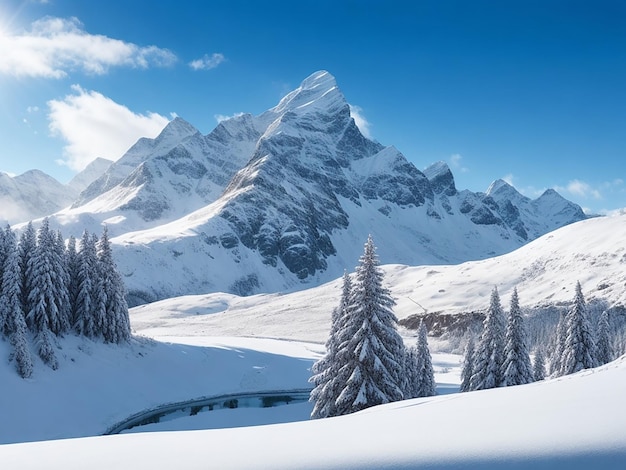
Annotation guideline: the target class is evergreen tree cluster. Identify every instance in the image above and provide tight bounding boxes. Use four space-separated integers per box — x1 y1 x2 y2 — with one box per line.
462 281 616 392
548 281 615 377
310 235 435 419
0 220 131 378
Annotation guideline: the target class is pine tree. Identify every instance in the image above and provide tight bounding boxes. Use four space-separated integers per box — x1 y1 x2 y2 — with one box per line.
501 287 533 386
25 220 65 367
414 320 436 397
0 225 8 335
549 310 567 377
459 335 475 392
0 227 33 378
402 345 420 399
310 271 353 419
596 310 612 366
470 286 506 390
35 325 58 370
26 219 70 337
74 231 98 337
18 221 36 322
0 226 7 308
533 347 545 382
66 235 80 329
92 233 107 338
54 229 71 333
331 235 406 416
96 226 131 343
560 281 597 376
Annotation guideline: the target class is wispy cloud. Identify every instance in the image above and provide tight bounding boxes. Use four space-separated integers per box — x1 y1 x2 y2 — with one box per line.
48 85 169 171
449 153 469 173
214 112 245 123
556 179 602 200
0 16 176 78
188 53 225 71
502 173 515 186
349 105 372 139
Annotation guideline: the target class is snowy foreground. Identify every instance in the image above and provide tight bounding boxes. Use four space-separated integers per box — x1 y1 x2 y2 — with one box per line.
1 354 625 469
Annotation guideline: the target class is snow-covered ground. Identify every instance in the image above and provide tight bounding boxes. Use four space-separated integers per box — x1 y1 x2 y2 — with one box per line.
2 214 626 467
1 355 624 469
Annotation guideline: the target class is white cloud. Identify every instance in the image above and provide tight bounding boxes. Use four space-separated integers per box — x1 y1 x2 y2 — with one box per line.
502 173 515 186
214 112 245 123
558 179 602 200
188 53 225 71
0 17 176 78
349 105 372 139
48 85 169 171
449 153 469 173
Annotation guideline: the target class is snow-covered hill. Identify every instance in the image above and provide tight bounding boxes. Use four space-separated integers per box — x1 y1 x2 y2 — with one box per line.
0 341 624 469
130 213 626 343
1 212 624 467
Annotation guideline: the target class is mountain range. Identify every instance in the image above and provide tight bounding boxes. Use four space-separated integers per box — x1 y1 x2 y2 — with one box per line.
0 158 112 225
7 71 587 305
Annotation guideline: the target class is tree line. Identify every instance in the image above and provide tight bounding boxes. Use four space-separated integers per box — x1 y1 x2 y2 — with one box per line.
0 219 131 378
310 236 621 416
461 280 616 392
309 235 436 419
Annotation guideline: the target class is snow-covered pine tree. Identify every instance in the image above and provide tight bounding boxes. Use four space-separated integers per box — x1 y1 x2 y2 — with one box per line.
35 325 58 370
501 287 533 386
0 225 8 335
310 270 353 419
402 345 420 399
332 235 406 415
0 226 7 307
92 233 107 338
66 235 80 329
25 219 65 367
26 218 70 337
54 229 71 333
470 286 506 390
560 281 597 376
595 310 612 366
0 226 33 378
533 347 545 382
74 231 98 337
96 226 131 343
18 221 36 322
549 310 567 377
414 320 436 397
459 335 475 392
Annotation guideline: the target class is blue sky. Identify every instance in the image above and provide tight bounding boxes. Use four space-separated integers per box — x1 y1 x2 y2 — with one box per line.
0 0 624 214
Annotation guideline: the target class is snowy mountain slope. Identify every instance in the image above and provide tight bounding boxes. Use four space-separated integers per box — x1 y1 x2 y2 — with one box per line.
21 71 586 303
1 354 624 469
66 157 113 194
72 117 200 207
129 213 626 343
0 160 113 226
0 170 77 225
89 71 583 304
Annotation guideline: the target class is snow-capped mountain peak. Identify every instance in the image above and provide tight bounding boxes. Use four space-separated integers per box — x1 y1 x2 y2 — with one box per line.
423 161 457 196
269 70 343 116
15 71 588 305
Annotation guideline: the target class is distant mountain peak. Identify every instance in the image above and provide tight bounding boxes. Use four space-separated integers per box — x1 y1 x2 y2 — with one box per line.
486 178 515 195
270 70 345 116
424 161 456 196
